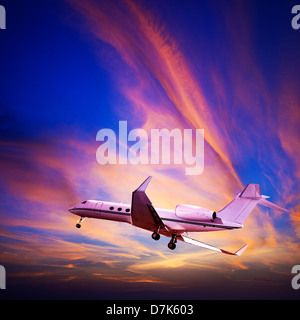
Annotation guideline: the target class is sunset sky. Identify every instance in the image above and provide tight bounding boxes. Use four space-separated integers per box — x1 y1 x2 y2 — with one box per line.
1 0 300 299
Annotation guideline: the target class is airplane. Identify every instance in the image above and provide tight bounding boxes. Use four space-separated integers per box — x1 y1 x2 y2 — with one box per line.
68 176 288 256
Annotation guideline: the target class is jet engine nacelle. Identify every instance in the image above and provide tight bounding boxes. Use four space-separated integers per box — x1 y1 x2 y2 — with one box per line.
175 204 216 221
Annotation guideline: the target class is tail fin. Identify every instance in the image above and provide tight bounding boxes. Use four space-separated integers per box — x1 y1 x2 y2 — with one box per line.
217 184 288 225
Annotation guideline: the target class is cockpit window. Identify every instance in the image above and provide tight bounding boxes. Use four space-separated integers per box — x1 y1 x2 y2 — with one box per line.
81 201 87 204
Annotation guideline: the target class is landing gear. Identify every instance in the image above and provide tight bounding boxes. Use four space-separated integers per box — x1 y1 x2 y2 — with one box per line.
152 225 162 241
76 217 85 229
168 234 177 250
168 242 176 250
151 231 178 250
152 232 160 241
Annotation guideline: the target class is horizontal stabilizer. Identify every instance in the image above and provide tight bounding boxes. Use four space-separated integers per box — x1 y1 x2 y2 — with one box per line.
258 198 288 213
180 235 247 256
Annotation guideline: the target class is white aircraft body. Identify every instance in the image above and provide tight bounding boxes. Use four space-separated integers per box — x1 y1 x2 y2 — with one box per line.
68 176 288 255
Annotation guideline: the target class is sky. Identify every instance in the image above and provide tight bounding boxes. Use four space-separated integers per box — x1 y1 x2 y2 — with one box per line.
0 0 300 299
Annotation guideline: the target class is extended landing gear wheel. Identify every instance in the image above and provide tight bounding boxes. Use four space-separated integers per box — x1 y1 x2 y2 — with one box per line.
75 217 85 229
168 234 177 250
152 232 160 241
168 242 176 250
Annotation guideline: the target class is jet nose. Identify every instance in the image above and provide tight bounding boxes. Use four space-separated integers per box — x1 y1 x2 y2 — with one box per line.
68 206 77 213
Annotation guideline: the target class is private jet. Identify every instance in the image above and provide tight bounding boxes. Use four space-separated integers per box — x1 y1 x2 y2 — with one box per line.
68 176 288 255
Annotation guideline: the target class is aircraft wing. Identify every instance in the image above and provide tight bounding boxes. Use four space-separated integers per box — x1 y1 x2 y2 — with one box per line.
179 235 248 256
131 176 167 232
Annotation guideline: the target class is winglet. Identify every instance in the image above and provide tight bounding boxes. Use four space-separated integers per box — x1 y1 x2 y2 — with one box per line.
221 244 248 256
135 176 152 192
234 244 248 256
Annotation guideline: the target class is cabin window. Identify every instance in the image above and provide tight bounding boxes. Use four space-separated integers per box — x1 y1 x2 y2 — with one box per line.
109 207 114 210
117 208 122 211
125 208 130 212
81 201 87 204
